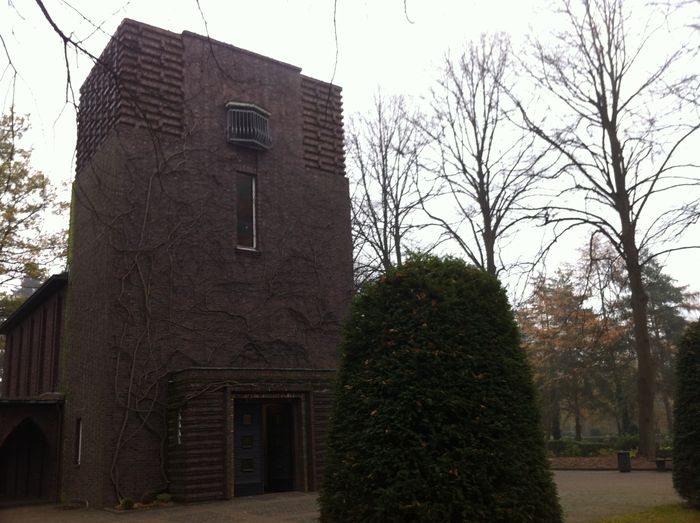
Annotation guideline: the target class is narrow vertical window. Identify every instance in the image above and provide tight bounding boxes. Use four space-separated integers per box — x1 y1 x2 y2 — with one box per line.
176 409 182 445
237 172 256 249
74 418 83 465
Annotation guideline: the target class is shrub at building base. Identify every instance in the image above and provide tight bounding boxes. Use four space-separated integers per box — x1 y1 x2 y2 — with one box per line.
119 497 134 510
319 256 562 522
673 320 700 508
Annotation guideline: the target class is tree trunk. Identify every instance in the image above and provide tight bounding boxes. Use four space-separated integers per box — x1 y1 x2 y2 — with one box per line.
551 392 561 440
614 169 655 455
615 384 626 435
621 405 632 435
574 392 582 441
575 416 582 442
598 54 656 454
480 191 497 276
662 392 673 434
650 322 674 435
609 350 626 437
393 223 403 268
625 258 656 456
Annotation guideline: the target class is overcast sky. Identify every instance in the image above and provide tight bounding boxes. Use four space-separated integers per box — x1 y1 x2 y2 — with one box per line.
1 0 699 299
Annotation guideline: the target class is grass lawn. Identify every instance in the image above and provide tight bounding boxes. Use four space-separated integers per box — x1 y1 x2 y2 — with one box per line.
597 503 700 522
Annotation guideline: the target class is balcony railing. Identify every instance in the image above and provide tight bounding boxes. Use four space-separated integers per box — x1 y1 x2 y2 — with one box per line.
226 102 271 150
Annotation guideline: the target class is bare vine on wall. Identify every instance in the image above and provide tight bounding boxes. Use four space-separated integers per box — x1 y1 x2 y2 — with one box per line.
73 110 345 498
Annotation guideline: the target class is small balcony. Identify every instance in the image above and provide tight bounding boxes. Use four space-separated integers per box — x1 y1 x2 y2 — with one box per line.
226 102 272 150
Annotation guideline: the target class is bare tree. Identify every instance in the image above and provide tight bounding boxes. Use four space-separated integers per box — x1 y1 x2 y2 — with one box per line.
517 0 700 456
421 33 549 276
349 94 426 287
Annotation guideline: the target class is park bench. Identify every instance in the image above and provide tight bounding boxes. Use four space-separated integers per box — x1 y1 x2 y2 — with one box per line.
649 450 672 471
649 457 671 470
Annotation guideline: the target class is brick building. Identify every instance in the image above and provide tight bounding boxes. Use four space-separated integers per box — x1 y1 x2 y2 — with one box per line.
0 19 352 507
0 274 66 504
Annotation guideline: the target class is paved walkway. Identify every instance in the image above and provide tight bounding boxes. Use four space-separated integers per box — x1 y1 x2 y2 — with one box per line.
556 470 680 523
0 471 681 523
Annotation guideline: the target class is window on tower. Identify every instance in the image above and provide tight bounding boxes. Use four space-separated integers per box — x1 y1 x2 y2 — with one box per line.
237 172 256 249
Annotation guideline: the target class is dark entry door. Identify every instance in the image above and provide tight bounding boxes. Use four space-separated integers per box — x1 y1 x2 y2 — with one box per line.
265 403 293 492
0 419 49 501
234 402 264 496
233 400 295 496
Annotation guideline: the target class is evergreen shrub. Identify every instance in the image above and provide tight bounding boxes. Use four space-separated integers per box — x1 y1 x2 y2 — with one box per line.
155 493 172 503
140 491 156 504
119 497 134 510
613 435 639 452
320 255 562 522
673 320 700 508
546 439 608 457
547 439 582 457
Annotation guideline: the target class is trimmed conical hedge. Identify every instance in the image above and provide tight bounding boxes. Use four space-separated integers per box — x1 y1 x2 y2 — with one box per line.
673 320 700 508
320 255 562 522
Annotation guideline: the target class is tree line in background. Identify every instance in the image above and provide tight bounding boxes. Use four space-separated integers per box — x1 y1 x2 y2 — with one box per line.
350 0 700 456
519 240 698 441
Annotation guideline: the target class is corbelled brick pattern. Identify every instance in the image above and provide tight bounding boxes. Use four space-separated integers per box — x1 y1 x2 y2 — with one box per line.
301 76 345 176
77 20 184 172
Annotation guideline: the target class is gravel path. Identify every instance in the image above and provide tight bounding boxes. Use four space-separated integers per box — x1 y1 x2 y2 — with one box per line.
0 470 681 523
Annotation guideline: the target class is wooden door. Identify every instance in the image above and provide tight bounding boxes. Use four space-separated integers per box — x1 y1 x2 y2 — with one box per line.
233 402 263 496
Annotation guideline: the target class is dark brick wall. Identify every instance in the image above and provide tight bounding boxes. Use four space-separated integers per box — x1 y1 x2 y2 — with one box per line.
166 368 335 502
1 288 64 399
167 380 227 502
63 19 352 507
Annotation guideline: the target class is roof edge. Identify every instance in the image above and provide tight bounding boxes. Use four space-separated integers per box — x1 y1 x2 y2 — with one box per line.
0 273 68 335
182 30 303 73
169 367 337 377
